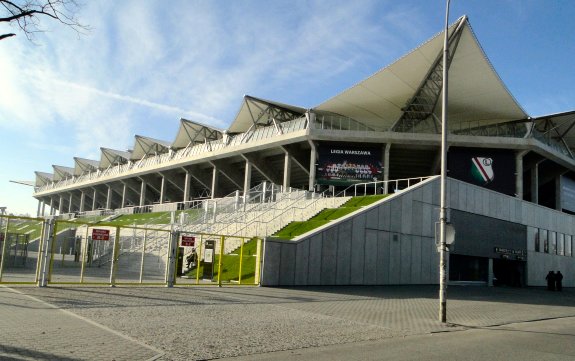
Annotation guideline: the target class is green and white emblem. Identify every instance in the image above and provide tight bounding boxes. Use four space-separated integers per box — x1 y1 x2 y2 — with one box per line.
471 157 494 184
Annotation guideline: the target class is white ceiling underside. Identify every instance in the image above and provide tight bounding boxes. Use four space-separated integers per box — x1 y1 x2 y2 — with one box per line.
315 18 527 132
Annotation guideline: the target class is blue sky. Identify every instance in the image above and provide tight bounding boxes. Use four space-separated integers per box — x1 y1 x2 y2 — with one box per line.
0 0 574 215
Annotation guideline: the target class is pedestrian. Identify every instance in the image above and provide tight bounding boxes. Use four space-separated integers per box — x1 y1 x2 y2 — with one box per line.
546 271 556 291
555 271 563 292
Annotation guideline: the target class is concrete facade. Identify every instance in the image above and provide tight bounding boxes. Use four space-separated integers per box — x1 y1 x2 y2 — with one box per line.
262 177 575 287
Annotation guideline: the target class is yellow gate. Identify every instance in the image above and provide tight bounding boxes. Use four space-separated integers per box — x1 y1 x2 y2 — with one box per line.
0 215 45 284
48 220 172 285
175 234 262 286
0 215 263 287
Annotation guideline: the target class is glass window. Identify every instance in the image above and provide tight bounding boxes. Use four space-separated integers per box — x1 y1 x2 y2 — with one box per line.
550 232 557 255
557 234 564 256
542 230 549 253
534 229 540 252
566 235 572 257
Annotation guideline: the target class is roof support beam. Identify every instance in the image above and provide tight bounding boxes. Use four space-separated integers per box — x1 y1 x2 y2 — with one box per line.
209 160 243 189
240 153 282 185
280 145 309 175
391 16 466 133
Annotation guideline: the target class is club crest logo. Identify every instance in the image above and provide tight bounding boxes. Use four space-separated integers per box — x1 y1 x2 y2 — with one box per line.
471 157 494 184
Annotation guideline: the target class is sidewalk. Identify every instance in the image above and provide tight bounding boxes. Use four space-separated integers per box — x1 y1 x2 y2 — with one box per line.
2 285 574 360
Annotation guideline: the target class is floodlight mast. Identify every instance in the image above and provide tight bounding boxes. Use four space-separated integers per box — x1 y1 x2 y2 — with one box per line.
439 0 450 323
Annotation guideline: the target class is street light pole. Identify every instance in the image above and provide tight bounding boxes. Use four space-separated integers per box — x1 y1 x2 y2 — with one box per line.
439 0 451 323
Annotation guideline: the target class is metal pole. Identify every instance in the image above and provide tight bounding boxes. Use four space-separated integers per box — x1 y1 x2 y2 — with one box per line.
439 0 450 324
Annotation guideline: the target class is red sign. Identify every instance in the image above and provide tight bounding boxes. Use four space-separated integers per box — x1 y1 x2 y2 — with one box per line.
181 235 195 247
92 229 110 241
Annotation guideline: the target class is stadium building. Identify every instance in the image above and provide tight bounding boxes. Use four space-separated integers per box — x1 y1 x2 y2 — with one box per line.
31 16 575 287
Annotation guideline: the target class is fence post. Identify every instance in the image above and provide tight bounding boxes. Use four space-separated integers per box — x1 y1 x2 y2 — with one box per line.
0 217 10 282
109 226 121 287
166 230 180 287
196 235 203 285
238 237 244 284
79 224 90 283
255 238 262 286
217 235 225 287
38 217 55 287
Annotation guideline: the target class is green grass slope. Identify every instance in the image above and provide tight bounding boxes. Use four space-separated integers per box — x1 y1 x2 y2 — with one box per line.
272 194 388 240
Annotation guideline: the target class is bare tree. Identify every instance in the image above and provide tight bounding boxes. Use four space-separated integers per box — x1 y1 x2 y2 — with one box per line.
0 0 88 41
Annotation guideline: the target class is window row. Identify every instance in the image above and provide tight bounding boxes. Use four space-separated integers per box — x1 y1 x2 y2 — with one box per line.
533 229 573 257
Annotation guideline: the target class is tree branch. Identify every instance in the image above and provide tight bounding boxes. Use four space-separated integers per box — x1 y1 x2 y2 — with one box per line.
0 32 15 40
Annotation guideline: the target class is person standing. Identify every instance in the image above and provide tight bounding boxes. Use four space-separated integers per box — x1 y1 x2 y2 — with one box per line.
555 271 564 292
546 271 556 291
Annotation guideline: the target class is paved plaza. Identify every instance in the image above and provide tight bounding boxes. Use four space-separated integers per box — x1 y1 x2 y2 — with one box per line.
1 284 574 360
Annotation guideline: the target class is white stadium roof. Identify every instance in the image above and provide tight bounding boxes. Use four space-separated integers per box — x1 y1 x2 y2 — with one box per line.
131 135 171 160
74 157 100 176
228 95 307 134
100 147 132 169
315 16 527 131
52 165 75 182
172 118 224 149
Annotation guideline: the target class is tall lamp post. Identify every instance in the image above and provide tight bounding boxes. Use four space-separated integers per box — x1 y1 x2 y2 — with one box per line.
439 0 451 323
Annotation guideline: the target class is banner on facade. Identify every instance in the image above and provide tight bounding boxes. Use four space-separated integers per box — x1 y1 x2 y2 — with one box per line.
316 142 382 186
448 147 515 196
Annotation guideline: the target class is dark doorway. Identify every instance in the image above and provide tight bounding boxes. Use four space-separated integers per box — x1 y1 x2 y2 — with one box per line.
493 259 525 287
449 254 488 282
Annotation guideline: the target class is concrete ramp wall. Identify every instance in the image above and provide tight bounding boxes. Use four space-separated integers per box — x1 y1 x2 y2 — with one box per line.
262 176 575 287
261 177 441 286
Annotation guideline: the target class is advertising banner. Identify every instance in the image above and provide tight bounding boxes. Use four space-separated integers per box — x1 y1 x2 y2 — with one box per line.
316 142 382 186
448 147 515 196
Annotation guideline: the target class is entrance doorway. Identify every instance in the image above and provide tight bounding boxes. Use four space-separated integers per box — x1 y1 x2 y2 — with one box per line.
493 259 525 287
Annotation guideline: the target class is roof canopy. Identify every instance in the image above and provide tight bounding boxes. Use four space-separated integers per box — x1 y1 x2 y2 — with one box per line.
532 110 575 153
228 95 306 133
315 16 527 132
74 157 100 176
34 171 53 187
130 135 171 160
99 148 132 169
172 118 223 149
52 165 75 182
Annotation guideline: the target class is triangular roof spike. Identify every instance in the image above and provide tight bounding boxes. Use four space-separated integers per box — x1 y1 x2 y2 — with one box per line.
73 157 100 176
130 135 171 160
227 95 307 133
315 15 527 132
172 118 224 149
52 165 75 182
34 171 54 187
531 110 575 153
99 147 132 169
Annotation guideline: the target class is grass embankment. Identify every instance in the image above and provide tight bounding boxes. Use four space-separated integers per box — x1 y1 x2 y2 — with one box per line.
183 238 259 284
272 194 388 240
103 209 203 227
4 220 44 240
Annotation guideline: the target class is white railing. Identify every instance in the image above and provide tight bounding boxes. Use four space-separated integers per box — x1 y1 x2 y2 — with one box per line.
337 176 433 197
36 117 309 193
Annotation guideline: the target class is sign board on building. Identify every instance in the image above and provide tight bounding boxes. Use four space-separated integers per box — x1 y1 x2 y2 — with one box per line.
181 235 195 247
316 142 383 186
92 229 110 241
448 147 515 196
